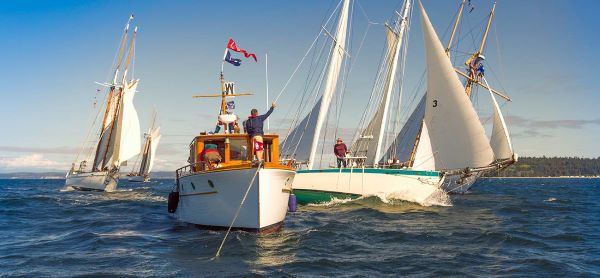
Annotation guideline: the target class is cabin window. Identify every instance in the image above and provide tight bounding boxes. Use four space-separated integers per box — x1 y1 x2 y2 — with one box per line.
229 139 248 161
201 140 225 160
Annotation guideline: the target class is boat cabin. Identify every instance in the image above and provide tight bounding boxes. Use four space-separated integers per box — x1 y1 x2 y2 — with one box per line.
177 133 290 177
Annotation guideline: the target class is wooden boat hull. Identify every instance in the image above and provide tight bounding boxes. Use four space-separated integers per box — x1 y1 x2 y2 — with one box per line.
292 168 447 205
65 171 118 192
175 168 294 231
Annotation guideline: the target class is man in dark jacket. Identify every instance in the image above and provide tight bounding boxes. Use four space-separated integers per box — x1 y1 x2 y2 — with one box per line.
244 102 276 162
334 138 348 168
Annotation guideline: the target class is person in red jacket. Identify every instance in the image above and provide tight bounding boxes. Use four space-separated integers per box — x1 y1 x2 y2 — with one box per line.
334 138 348 168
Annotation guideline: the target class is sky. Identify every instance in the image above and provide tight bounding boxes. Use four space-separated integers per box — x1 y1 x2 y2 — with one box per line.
1 0 599 173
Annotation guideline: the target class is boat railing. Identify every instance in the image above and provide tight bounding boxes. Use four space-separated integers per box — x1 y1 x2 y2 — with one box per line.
175 162 211 180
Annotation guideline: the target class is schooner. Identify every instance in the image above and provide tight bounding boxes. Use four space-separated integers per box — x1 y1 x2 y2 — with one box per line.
281 0 516 205
65 16 142 192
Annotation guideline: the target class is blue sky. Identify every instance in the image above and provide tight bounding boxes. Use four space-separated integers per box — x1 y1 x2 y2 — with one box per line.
1 0 599 172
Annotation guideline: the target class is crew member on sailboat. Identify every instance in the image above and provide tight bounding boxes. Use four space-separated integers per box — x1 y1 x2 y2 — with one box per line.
334 138 348 168
244 103 276 162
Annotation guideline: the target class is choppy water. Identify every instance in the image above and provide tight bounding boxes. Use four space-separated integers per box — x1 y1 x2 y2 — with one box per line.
1 178 599 277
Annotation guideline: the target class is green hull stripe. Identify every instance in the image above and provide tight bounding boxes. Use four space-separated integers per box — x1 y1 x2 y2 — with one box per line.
297 168 440 177
293 189 361 204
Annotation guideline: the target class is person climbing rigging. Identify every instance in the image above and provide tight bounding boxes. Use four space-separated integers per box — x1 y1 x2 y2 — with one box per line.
477 63 485 77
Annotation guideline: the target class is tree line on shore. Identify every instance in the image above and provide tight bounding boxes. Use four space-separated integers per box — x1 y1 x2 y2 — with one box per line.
485 156 600 177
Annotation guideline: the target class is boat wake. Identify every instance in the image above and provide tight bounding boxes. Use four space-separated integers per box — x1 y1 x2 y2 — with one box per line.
59 186 75 192
377 189 452 207
307 197 356 207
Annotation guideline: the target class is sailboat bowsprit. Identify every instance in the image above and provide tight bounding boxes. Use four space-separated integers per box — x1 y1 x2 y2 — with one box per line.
65 16 142 192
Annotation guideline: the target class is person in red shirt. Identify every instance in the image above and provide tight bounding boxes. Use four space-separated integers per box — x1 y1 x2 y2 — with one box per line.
334 138 348 168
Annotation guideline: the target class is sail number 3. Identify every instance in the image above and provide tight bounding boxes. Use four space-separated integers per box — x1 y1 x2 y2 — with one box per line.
433 100 438 107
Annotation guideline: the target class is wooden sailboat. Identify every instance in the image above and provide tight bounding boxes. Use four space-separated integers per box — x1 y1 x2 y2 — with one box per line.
168 72 295 232
128 111 161 183
65 16 142 192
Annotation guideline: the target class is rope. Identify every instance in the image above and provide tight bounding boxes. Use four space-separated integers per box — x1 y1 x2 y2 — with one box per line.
214 161 263 258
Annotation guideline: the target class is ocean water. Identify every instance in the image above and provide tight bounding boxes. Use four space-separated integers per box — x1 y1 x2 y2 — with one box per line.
1 178 599 277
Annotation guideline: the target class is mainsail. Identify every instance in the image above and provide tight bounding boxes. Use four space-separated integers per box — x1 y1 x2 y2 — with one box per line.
417 2 494 170
281 0 350 170
352 1 412 165
381 95 425 163
280 99 321 162
306 0 350 170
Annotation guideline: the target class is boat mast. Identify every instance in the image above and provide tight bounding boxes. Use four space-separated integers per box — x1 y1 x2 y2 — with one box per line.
307 0 350 170
93 16 133 170
373 0 411 166
445 0 465 57
464 0 496 97
138 111 156 175
100 26 137 170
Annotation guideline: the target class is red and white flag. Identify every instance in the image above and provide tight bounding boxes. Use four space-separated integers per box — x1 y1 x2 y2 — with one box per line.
226 38 257 62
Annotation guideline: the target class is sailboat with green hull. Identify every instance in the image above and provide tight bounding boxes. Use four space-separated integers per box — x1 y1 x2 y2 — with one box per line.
285 0 516 205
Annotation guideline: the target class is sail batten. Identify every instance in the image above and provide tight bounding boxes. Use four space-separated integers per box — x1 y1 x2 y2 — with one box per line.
418 2 494 170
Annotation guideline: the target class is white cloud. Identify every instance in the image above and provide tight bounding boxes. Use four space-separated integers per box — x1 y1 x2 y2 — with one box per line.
0 153 68 171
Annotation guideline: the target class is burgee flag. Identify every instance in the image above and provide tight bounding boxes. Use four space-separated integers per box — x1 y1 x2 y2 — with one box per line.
226 38 257 62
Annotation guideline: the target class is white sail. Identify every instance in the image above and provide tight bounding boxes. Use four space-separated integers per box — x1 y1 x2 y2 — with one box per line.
412 121 436 170
145 126 161 174
373 0 411 165
382 95 426 163
353 26 400 165
94 122 114 170
419 2 494 170
112 80 141 166
280 99 321 162
306 0 350 170
484 77 513 160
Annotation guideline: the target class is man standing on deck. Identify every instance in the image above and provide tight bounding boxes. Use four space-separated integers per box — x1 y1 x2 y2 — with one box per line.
334 138 348 168
244 102 276 162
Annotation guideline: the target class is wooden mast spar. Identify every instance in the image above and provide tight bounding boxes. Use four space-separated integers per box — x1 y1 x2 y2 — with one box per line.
464 0 496 98
192 72 253 133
